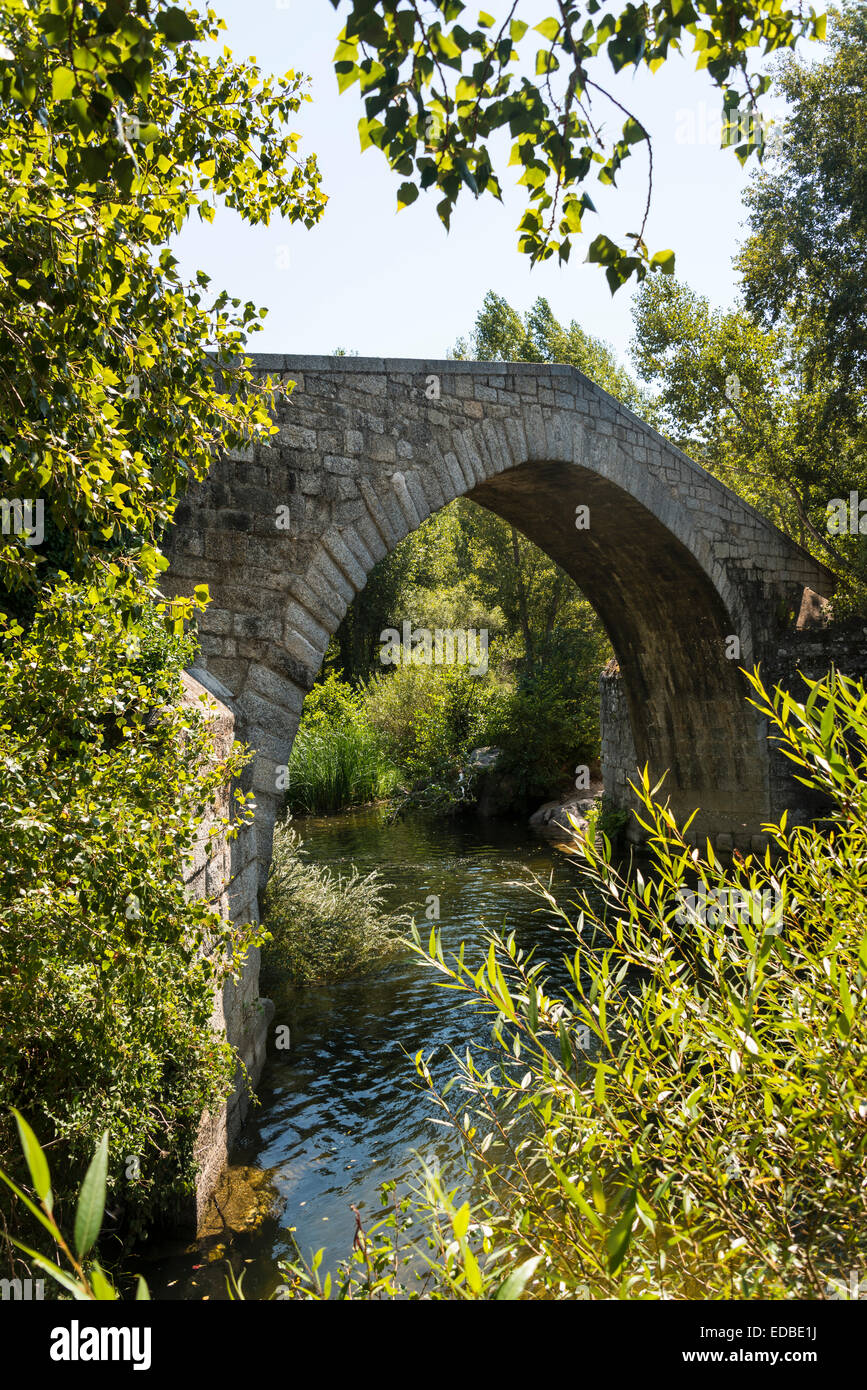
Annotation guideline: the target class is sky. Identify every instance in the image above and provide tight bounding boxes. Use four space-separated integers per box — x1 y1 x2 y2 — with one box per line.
170 0 803 372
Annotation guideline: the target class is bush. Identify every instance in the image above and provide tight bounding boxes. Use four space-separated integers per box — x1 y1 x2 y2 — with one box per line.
487 628 607 800
262 821 412 986
286 722 400 815
0 581 260 1242
365 662 503 788
281 669 867 1300
297 669 367 728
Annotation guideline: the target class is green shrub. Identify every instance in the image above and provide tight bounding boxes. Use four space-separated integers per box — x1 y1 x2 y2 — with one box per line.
298 669 367 728
0 581 260 1242
364 662 504 791
285 671 399 814
281 669 867 1300
487 628 607 800
286 722 399 815
262 821 412 986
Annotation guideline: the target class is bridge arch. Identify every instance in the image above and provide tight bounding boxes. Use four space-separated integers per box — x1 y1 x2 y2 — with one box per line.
165 355 832 891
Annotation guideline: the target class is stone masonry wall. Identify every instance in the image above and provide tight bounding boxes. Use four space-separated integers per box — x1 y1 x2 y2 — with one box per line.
180 670 273 1228
764 621 867 829
600 622 867 848
599 658 642 840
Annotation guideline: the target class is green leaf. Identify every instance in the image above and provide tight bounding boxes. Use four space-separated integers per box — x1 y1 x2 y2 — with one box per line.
527 986 538 1032
607 1194 636 1274
74 1133 109 1258
453 1202 470 1240
88 1260 117 1300
650 249 676 273
463 1245 483 1295
51 67 76 101
586 233 620 266
156 8 198 43
594 1063 607 1106
397 181 419 209
0 1167 60 1242
12 1110 52 1212
534 17 561 41
558 1019 573 1070
591 1168 607 1215
9 1238 87 1300
495 1255 541 1300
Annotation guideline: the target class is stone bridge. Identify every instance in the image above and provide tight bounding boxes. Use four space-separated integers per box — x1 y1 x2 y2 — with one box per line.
165 354 834 888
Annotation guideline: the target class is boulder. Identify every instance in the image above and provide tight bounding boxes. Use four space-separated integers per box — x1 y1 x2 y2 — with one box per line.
530 790 600 839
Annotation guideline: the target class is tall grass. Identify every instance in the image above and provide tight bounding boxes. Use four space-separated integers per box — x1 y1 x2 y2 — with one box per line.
285 721 400 814
262 822 411 986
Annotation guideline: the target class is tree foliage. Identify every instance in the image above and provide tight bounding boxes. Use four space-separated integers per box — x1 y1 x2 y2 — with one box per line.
629 6 867 610
327 0 825 288
738 2 867 418
452 288 643 407
0 0 324 603
0 580 260 1237
630 277 863 563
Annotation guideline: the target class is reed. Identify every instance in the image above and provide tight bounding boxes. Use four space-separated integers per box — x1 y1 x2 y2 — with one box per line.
285 721 400 814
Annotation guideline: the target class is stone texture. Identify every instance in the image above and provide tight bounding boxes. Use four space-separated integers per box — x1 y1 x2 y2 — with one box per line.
181 671 273 1231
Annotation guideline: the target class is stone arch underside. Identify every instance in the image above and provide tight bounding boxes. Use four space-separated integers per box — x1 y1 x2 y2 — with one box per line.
467 459 767 836
164 355 833 892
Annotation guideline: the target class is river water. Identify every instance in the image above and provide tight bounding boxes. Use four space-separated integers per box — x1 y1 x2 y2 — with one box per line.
143 807 597 1300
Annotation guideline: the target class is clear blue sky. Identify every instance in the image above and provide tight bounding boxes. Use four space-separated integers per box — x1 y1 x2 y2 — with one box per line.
171 0 802 371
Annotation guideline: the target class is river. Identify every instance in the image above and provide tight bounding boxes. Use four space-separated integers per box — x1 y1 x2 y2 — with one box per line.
142 807 598 1300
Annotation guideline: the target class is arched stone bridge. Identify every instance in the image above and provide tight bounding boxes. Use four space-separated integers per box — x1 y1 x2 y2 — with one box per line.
165 354 833 889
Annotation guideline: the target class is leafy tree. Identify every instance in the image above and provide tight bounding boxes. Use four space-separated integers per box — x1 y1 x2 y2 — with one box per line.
327 0 825 288
0 580 260 1238
738 3 867 420
0 0 324 607
631 202 867 607
453 290 643 409
629 277 863 555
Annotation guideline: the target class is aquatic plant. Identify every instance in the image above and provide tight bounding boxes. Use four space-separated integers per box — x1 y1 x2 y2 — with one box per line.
262 822 412 986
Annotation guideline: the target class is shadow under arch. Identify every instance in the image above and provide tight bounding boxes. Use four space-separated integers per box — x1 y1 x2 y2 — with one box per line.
466 457 768 839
